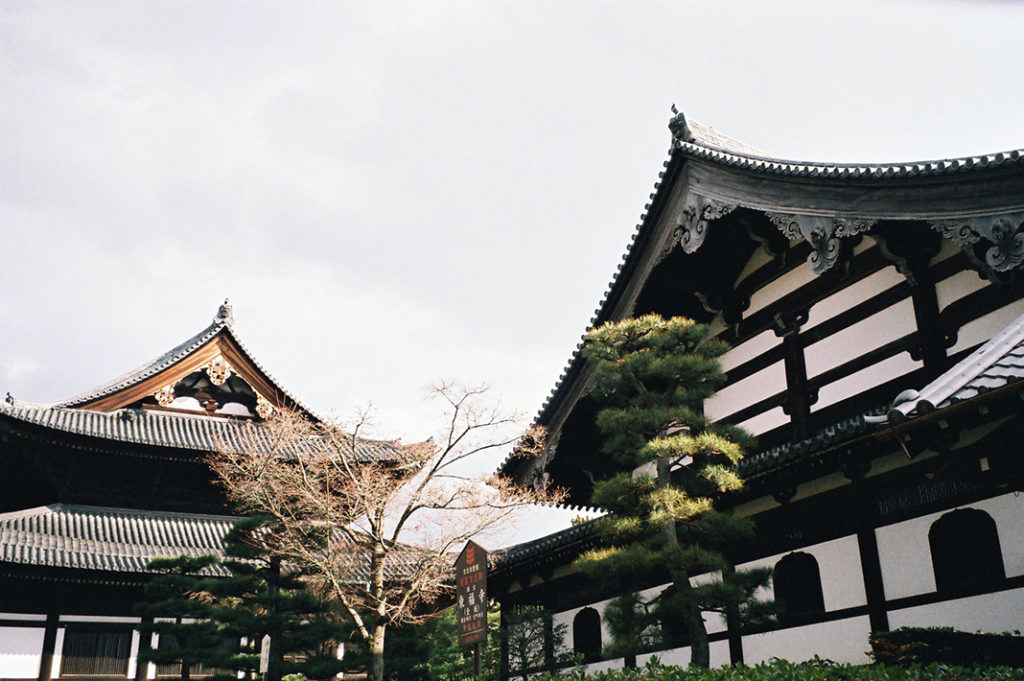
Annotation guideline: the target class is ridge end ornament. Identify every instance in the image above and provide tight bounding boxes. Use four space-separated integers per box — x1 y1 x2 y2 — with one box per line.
215 298 234 325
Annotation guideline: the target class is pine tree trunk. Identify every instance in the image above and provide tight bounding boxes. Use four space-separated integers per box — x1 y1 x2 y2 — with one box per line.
657 457 711 668
369 623 386 681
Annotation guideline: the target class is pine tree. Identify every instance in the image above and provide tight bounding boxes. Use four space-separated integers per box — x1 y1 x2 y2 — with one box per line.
136 555 222 681
573 314 772 668
206 515 346 681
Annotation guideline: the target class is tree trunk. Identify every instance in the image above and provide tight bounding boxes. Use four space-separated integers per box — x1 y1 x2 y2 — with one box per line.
369 623 386 681
657 457 710 668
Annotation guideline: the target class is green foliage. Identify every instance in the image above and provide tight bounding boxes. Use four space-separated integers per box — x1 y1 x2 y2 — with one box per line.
870 627 1024 668
136 516 344 681
136 555 223 678
574 314 772 665
527 657 1024 681
382 607 501 681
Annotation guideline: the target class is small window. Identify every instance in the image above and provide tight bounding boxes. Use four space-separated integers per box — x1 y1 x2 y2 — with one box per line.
60 629 132 677
572 607 601 662
929 508 1005 592
774 552 825 625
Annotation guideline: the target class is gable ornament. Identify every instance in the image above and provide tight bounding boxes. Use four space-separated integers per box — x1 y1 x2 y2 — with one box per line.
661 194 737 260
154 385 176 407
206 355 233 387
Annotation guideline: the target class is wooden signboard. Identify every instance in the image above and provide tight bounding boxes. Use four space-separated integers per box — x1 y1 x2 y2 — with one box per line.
455 540 488 647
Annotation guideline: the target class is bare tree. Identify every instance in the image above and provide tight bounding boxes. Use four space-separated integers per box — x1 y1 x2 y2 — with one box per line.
208 382 560 681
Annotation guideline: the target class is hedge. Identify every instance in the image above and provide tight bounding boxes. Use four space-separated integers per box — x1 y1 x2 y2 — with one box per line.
870 628 1024 668
526 657 1024 681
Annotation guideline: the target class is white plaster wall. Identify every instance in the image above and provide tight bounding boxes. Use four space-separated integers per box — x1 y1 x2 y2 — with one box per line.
705 361 786 422
936 269 989 312
888 586 1024 633
812 352 921 413
0 613 46 622
746 265 817 317
805 267 904 332
876 493 1024 600
719 331 779 374
635 639 730 668
741 615 872 665
949 301 1024 354
737 407 789 437
58 614 140 623
804 298 916 379
735 535 867 612
0 627 44 679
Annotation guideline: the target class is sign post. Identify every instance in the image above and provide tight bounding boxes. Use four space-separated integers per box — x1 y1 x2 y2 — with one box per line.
455 540 488 678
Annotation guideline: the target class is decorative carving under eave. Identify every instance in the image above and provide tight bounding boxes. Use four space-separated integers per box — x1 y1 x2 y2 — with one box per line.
206 355 233 387
929 213 1024 273
255 394 274 419
661 194 737 261
154 385 175 407
765 213 876 274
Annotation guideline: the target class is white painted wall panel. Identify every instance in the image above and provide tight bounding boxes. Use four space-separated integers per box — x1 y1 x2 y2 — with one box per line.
719 331 779 373
811 352 922 413
737 407 789 437
804 298 916 379
705 361 786 421
747 266 817 317
876 516 935 599
949 301 1024 354
0 627 44 679
741 615 872 664
735 535 866 612
635 639 730 668
805 267 904 332
936 270 988 311
877 493 1024 599
888 587 1024 633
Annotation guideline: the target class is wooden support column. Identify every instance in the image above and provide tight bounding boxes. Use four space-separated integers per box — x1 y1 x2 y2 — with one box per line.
543 610 555 672
775 310 811 440
135 618 153 681
845 465 890 634
37 612 59 681
725 566 744 665
498 603 510 681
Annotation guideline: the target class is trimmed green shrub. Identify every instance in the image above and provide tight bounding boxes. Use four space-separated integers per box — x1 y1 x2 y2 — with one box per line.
870 627 1024 668
528 657 1024 681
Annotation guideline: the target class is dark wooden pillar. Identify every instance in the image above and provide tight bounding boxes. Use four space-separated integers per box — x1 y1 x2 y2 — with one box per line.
498 603 510 681
134 618 153 681
542 610 555 672
724 566 744 665
845 465 890 634
775 310 811 440
37 612 59 681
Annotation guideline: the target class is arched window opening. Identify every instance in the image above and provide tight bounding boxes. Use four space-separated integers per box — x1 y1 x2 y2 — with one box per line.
929 508 1005 592
573 607 602 662
774 551 825 625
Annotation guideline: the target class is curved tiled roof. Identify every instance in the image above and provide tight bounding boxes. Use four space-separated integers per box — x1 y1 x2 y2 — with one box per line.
0 504 237 575
492 517 601 571
0 504 422 582
56 302 318 420
0 401 411 463
674 137 1024 180
500 111 1024 478
890 311 1024 420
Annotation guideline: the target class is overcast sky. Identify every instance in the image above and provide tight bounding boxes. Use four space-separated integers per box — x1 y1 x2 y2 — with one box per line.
3 1 1024 474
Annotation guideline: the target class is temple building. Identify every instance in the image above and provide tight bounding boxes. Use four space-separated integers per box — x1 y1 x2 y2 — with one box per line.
494 112 1024 675
0 301 407 681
